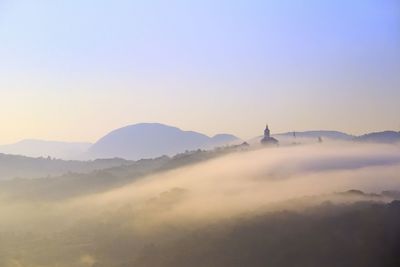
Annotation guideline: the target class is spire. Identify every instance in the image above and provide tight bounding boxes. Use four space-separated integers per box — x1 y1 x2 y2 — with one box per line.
264 124 270 138
261 123 279 146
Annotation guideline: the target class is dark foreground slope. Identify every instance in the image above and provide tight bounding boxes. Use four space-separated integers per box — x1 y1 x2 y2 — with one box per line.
117 200 400 267
2 198 400 267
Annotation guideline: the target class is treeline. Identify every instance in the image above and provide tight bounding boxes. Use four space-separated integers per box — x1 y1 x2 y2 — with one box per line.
0 144 248 201
0 153 132 180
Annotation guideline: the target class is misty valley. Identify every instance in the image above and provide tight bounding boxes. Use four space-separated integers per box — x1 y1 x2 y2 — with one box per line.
1 139 400 267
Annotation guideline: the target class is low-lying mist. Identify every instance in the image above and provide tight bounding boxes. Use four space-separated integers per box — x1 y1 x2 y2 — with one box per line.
1 142 400 267
77 143 400 225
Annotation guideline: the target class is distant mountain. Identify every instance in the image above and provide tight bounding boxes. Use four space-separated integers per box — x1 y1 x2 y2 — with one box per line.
0 139 92 159
87 123 241 160
355 131 400 144
209 134 240 146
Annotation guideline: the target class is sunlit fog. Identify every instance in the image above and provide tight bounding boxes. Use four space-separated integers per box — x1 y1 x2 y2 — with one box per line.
1 0 400 266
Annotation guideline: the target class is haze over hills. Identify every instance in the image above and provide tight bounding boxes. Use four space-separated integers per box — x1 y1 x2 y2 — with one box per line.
0 153 132 181
0 124 398 162
275 130 400 144
0 124 240 160
1 126 397 182
355 131 400 144
2 142 400 266
87 123 241 160
248 129 400 146
0 145 246 200
275 130 354 140
0 125 398 162
247 130 353 145
272 130 355 145
0 139 92 159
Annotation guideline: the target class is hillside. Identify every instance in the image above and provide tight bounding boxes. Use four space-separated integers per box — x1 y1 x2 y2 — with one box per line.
0 144 248 200
355 131 400 144
0 145 250 200
0 153 131 181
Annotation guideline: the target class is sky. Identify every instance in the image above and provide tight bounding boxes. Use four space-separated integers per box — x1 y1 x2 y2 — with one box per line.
0 0 399 144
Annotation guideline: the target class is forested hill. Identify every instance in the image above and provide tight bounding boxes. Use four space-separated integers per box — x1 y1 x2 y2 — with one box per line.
0 144 249 201
0 153 132 181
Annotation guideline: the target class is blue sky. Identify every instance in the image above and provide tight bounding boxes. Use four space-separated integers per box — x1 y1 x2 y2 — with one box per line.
0 0 399 143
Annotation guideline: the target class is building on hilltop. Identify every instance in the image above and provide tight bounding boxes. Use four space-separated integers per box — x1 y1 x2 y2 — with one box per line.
260 124 279 146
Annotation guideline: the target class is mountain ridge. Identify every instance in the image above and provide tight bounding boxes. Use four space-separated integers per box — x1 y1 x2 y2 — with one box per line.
355 131 400 143
87 123 241 160
2 126 399 161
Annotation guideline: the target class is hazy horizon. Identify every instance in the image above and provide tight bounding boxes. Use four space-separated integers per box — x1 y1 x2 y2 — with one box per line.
1 0 399 144
0 121 398 146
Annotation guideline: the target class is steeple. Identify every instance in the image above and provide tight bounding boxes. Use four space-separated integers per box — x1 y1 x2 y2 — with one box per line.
264 124 270 138
261 123 279 146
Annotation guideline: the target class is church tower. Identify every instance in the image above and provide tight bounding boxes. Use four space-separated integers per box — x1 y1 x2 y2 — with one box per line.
264 124 270 139
261 124 279 146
